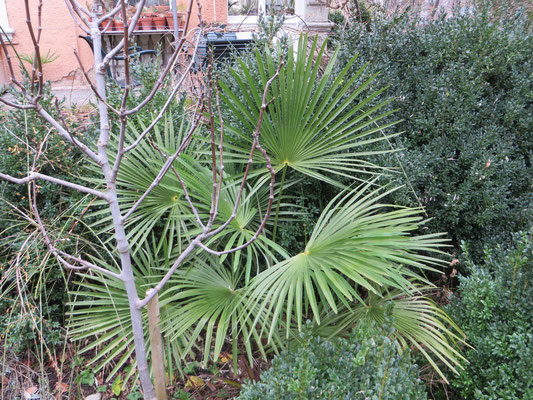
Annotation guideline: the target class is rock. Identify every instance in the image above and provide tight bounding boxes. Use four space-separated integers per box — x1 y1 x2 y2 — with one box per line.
84 394 102 400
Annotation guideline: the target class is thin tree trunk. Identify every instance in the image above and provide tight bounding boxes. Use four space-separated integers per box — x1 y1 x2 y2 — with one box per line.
91 23 157 400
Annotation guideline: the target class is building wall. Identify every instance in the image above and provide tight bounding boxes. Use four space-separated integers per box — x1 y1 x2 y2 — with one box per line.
4 0 94 91
1 0 228 99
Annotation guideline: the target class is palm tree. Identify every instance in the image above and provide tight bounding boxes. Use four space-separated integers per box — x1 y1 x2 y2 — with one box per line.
68 35 464 387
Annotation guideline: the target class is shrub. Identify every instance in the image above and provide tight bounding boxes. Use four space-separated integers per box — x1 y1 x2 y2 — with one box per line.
333 1 533 260
446 233 533 400
237 319 426 400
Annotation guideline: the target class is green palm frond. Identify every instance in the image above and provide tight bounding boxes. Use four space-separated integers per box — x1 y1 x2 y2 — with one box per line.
87 113 201 252
87 113 292 262
67 238 194 383
220 34 399 187
245 182 449 339
314 288 466 382
160 259 283 371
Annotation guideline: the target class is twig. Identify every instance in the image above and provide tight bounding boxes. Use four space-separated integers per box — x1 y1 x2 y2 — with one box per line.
72 47 119 114
147 136 206 229
0 171 109 200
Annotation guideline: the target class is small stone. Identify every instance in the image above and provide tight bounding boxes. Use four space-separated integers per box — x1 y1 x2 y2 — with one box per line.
84 394 102 400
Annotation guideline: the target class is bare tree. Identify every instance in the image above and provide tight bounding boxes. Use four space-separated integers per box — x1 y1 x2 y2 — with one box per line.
0 1 281 398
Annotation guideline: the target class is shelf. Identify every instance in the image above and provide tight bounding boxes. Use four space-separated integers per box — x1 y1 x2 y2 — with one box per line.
102 29 183 36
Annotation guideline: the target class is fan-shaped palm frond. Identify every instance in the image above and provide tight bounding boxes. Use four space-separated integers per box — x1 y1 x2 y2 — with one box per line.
67 238 194 384
246 182 448 337
313 288 466 382
87 113 201 252
160 259 284 371
87 113 291 264
220 34 399 187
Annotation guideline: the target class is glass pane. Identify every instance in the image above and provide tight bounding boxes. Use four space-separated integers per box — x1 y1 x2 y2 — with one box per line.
265 0 294 14
228 0 258 16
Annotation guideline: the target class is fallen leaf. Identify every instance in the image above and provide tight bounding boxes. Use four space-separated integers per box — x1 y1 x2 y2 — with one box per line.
185 376 205 389
56 381 69 393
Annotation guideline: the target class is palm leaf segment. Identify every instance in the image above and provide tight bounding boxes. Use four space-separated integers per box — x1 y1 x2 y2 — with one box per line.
246 184 464 380
220 34 399 185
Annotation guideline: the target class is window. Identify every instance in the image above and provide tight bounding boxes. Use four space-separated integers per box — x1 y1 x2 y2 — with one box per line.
228 0 295 24
0 0 13 40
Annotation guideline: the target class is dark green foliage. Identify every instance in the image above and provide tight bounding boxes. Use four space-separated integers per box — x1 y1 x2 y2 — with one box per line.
0 81 87 234
447 233 533 400
237 320 426 400
0 79 91 352
333 2 533 260
0 297 63 353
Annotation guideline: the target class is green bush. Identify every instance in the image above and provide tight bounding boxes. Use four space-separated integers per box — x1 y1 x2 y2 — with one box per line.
237 319 426 400
447 233 533 400
333 2 533 260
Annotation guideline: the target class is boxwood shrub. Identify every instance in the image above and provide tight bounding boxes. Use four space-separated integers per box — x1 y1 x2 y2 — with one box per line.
332 2 533 260
237 320 426 400
446 232 533 399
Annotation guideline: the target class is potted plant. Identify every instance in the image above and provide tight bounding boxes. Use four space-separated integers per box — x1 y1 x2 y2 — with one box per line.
165 3 187 30
139 7 154 30
151 6 167 30
113 12 124 31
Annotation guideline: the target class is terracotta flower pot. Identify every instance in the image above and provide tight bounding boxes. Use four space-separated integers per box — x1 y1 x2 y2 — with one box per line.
165 16 174 29
152 16 167 30
165 13 186 30
113 20 124 31
138 17 154 31
99 19 114 31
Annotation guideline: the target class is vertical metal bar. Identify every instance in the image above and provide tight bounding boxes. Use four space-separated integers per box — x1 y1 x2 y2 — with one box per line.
171 0 179 45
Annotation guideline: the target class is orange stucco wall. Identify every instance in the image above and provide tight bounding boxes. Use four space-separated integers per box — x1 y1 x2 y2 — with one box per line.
3 0 228 90
5 0 94 89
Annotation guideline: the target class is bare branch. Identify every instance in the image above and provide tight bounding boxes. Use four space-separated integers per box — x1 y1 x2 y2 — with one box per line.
35 104 101 164
0 97 36 109
64 0 90 34
136 237 201 309
29 181 121 280
124 0 199 116
96 2 122 24
0 23 28 93
209 73 226 228
123 32 203 152
206 62 282 238
206 64 219 228
23 0 44 102
56 250 122 279
147 136 206 229
72 47 120 114
100 0 146 72
0 171 109 199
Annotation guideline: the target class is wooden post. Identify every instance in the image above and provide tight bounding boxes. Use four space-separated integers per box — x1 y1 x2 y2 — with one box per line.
146 289 168 400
